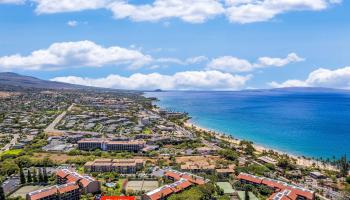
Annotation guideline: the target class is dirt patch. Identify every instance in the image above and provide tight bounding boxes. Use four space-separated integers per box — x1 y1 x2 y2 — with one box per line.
33 152 79 163
0 92 19 98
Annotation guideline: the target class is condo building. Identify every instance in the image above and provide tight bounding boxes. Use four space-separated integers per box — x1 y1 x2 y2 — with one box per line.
84 158 144 174
77 138 145 152
237 173 315 200
142 169 208 200
26 169 100 200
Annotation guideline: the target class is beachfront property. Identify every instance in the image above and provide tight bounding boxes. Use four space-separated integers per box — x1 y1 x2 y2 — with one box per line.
26 169 100 200
258 156 278 165
77 138 145 152
84 158 144 174
237 173 315 200
142 169 208 200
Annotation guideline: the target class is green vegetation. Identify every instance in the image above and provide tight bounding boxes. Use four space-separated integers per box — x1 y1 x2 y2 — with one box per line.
218 149 238 161
237 164 270 176
0 184 5 200
0 149 23 157
142 127 152 134
337 155 350 177
168 183 228 200
346 176 350 184
240 140 256 155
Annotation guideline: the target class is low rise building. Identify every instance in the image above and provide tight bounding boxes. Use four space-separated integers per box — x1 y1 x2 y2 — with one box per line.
77 138 145 152
258 156 278 165
27 169 100 200
142 169 207 200
26 182 80 200
56 169 100 194
309 171 326 179
84 159 144 174
237 173 315 200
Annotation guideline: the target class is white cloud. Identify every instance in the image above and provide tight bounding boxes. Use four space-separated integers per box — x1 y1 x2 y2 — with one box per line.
186 56 209 64
257 53 305 67
14 0 340 24
0 40 152 70
269 80 309 88
207 56 253 72
207 53 304 73
155 56 208 66
107 0 225 23
67 20 78 27
0 0 25 4
268 66 350 89
33 0 108 14
225 0 341 24
52 70 251 90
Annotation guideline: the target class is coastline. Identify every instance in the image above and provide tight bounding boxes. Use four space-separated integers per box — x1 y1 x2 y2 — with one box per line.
183 120 337 171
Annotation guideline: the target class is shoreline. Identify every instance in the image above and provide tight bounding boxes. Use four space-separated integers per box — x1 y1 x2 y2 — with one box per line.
183 120 337 171
145 93 338 171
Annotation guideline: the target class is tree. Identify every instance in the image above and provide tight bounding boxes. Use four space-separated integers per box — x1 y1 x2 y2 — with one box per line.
27 169 32 183
0 160 19 176
0 184 5 200
337 155 350 177
244 190 250 200
20 168 26 184
32 168 38 183
43 168 48 183
15 156 32 168
38 168 43 183
240 140 255 155
346 176 350 184
218 149 238 161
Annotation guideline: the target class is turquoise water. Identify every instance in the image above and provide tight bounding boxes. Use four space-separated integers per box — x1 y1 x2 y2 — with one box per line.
145 89 350 159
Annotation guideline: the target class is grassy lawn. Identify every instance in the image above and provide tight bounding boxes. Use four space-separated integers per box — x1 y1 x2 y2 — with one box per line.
168 187 203 200
101 178 125 196
45 110 62 115
1 149 23 156
143 128 152 134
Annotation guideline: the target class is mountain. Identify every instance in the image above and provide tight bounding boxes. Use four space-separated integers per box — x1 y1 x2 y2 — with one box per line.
0 72 90 90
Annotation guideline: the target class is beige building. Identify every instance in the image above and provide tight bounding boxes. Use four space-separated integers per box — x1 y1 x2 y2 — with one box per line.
77 138 145 152
84 159 144 174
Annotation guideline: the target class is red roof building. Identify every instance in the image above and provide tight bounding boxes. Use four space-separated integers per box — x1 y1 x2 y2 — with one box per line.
143 170 207 200
237 173 315 200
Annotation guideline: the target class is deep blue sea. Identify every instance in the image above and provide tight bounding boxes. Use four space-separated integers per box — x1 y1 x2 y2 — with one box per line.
144 89 350 159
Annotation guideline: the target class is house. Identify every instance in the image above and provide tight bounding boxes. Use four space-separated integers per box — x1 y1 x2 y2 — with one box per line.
310 171 326 179
258 156 277 165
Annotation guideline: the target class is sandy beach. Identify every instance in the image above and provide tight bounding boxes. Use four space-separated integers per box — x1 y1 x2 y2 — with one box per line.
184 121 337 171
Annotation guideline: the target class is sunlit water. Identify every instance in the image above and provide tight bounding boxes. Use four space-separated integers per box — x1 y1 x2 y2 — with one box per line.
145 89 350 159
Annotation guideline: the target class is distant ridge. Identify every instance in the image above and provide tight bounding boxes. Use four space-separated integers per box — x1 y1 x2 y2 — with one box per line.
254 87 349 93
0 72 91 90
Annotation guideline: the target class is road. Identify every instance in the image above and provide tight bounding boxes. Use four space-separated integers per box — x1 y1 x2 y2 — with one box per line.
44 104 100 136
44 104 74 134
0 133 19 153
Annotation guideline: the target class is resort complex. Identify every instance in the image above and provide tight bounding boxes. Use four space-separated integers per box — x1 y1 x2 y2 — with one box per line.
0 88 349 200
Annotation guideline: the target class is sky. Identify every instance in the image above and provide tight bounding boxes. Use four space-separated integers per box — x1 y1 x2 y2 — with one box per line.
0 0 350 90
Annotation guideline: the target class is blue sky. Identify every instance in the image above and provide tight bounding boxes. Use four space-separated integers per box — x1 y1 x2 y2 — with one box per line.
0 0 350 90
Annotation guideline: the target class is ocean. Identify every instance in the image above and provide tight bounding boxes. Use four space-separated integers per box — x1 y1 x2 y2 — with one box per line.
144 89 350 159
